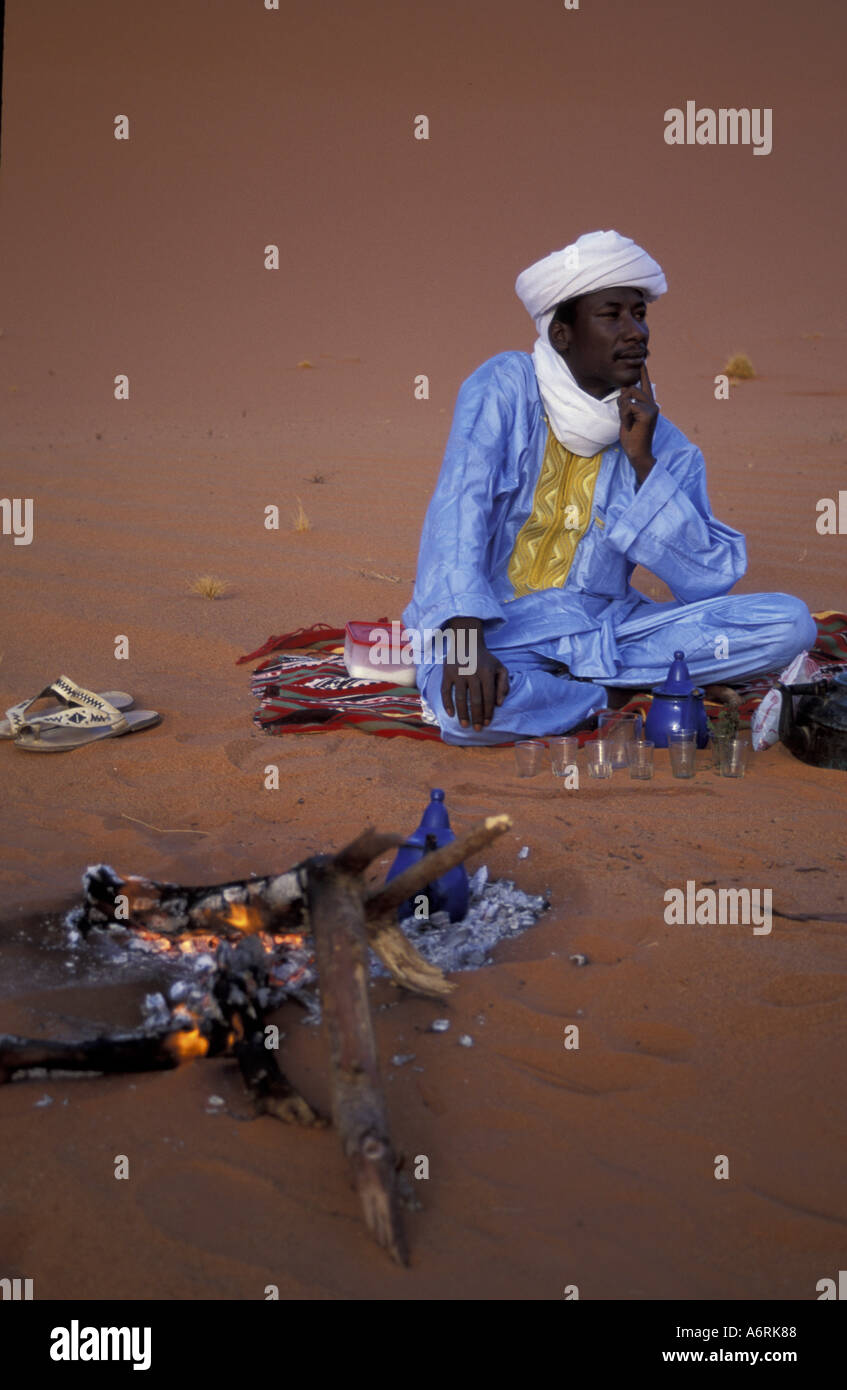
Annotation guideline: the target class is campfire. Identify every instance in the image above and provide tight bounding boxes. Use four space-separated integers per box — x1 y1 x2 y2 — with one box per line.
1 815 548 1265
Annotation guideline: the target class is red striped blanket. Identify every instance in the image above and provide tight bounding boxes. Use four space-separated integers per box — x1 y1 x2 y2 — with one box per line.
239 613 847 742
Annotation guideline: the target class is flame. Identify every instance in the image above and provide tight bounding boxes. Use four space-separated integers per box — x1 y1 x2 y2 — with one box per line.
165 1028 209 1061
223 903 265 933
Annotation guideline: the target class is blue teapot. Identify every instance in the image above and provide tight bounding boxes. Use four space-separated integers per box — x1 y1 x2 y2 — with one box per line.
385 788 469 923
643 650 709 749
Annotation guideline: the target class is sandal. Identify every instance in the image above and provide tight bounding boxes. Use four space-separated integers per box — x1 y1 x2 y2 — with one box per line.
12 684 161 752
1 675 134 739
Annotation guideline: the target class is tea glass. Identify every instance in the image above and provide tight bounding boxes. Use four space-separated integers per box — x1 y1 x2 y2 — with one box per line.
586 738 614 780
550 736 579 777
514 740 546 777
719 735 750 778
597 710 643 768
628 739 655 780
668 729 697 779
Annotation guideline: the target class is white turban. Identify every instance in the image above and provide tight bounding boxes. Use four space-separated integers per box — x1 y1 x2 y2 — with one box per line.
514 230 667 457
515 229 667 332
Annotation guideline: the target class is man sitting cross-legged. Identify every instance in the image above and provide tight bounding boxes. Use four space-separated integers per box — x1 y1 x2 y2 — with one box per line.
402 229 815 743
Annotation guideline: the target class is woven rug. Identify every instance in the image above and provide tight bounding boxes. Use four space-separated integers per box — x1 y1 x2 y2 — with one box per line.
239 621 440 740
239 613 847 742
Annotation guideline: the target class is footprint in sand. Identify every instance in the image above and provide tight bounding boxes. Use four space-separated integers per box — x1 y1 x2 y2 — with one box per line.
607 1019 695 1062
504 1051 644 1096
223 737 262 771
136 1159 295 1262
758 974 847 1008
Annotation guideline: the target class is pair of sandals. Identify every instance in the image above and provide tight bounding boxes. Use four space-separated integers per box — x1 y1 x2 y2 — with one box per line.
2 675 161 752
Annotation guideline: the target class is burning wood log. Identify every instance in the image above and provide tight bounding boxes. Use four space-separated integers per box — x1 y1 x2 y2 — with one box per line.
0 1025 209 1084
76 813 512 1002
306 856 408 1266
78 863 306 937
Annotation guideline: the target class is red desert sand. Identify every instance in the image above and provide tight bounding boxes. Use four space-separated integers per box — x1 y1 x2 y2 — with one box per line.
1 0 845 1298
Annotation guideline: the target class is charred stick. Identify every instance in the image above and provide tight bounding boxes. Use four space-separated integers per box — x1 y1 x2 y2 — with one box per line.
210 936 324 1126
79 863 306 936
332 829 403 876
772 908 847 923
306 858 408 1266
0 1029 207 1084
234 1033 325 1127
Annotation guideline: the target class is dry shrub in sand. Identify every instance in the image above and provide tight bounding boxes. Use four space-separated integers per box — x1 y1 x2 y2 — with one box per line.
721 353 756 381
292 498 311 532
189 575 228 599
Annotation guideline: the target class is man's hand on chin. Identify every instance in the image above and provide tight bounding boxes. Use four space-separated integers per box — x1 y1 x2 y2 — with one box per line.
618 361 658 484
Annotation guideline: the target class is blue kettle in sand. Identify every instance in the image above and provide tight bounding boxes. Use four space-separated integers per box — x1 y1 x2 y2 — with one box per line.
386 789 469 924
643 650 709 749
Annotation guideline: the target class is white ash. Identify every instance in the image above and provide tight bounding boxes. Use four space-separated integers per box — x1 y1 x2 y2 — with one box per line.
143 992 170 1027
373 867 548 978
12 1068 103 1083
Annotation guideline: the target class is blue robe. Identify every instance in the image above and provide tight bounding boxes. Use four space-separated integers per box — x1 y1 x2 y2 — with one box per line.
402 352 815 744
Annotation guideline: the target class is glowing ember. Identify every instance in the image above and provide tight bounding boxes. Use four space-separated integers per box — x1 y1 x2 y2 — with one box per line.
122 920 318 1013
128 927 306 961
164 1028 209 1061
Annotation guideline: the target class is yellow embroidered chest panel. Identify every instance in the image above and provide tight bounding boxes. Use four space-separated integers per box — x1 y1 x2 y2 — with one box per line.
507 430 603 596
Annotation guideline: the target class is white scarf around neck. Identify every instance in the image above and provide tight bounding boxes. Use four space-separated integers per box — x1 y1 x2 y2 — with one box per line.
532 313 623 458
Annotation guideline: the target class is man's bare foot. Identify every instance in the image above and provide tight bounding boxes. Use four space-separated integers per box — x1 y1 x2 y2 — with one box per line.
704 684 741 707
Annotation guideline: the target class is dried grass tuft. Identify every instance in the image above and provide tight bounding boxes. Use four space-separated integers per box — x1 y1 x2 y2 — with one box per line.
292 498 311 532
721 353 755 381
357 568 401 584
190 575 228 599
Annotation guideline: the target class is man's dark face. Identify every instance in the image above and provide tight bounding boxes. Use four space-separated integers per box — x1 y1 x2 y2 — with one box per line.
548 286 649 399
